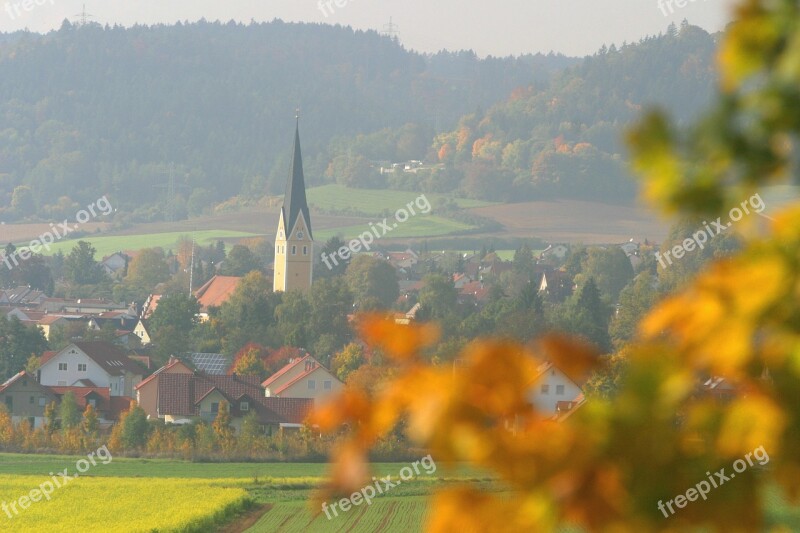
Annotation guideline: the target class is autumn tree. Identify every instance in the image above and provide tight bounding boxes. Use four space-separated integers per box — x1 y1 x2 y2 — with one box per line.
63 241 107 286
125 247 171 289
345 255 399 311
330 343 366 382
58 391 81 430
312 3 800 531
120 404 149 450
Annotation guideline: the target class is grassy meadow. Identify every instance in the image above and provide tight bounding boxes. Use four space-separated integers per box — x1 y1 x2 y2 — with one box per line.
0 453 484 533
1 453 800 531
306 184 493 216
30 230 260 258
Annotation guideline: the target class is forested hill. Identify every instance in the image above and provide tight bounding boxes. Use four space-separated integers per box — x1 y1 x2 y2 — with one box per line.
0 20 573 222
328 23 720 203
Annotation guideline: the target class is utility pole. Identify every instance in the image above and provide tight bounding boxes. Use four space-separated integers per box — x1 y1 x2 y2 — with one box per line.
74 4 94 26
188 236 196 296
381 17 399 40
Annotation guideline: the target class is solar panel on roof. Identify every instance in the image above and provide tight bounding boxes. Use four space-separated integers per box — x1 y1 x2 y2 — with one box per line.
186 353 231 375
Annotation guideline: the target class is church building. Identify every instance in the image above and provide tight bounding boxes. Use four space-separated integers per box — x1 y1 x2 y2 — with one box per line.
273 120 314 293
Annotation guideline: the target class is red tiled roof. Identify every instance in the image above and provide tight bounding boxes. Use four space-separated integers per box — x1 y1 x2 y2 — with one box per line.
38 315 67 326
142 295 161 319
157 373 312 424
40 351 58 365
49 386 123 419
272 364 340 396
261 355 311 388
194 276 242 311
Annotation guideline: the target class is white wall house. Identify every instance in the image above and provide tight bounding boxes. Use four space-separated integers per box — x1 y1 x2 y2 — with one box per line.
37 342 143 397
529 362 584 415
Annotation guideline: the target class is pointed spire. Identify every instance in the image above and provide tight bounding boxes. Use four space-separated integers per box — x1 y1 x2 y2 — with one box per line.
282 117 312 240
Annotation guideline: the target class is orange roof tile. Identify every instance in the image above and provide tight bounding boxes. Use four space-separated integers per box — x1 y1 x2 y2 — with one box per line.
194 276 242 311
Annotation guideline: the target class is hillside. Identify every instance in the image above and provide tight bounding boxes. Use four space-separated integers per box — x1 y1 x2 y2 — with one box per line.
0 20 573 223
327 23 720 203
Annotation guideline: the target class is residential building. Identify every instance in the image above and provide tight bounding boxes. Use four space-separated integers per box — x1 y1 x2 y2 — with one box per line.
262 355 343 401
0 371 57 429
38 341 144 397
528 361 586 415
194 276 242 321
155 372 313 433
134 357 195 419
132 319 152 345
49 386 133 428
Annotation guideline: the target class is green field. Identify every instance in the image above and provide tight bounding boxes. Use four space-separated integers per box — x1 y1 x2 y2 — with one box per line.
306 184 493 216
1 453 800 531
0 453 484 533
26 230 260 258
315 215 474 242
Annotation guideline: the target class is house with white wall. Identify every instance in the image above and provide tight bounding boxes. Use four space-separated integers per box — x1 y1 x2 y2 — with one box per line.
37 341 144 397
528 361 585 416
262 355 343 402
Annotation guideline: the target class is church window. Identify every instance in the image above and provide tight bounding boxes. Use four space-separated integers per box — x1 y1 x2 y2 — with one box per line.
303 246 308 255
292 245 297 255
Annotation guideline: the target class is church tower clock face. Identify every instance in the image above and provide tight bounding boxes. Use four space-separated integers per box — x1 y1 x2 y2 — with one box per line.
296 231 304 239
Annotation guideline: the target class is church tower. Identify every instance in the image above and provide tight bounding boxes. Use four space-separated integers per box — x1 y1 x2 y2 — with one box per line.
273 119 313 293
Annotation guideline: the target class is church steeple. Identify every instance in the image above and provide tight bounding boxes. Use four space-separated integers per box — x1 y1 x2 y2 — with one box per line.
274 117 314 293
282 118 313 241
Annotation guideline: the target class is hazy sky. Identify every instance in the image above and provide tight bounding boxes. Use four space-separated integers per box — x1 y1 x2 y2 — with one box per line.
1 0 737 56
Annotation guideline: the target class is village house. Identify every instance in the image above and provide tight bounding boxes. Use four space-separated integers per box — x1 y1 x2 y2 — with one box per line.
155 372 313 434
49 386 133 428
134 357 195 419
528 361 587 416
262 354 343 401
132 319 153 345
37 341 145 397
194 275 242 321
0 371 58 429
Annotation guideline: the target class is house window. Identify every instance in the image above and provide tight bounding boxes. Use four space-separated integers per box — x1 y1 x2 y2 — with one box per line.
88 399 96 408
211 402 219 413
29 396 35 404
4 396 12 409
78 364 87 372
323 380 332 391
556 385 565 395
240 401 249 412
308 380 316 390
541 384 549 395
292 245 297 255
38 397 46 407
57 381 66 386
58 363 68 371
